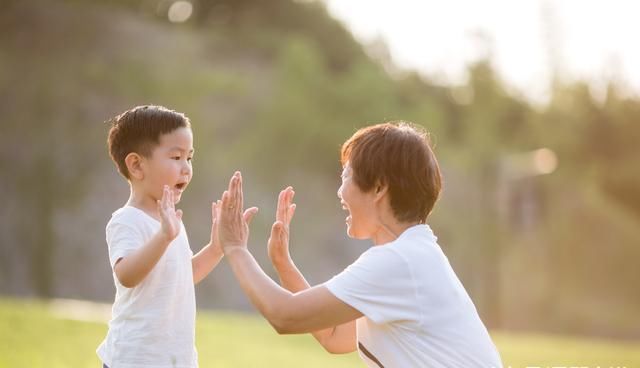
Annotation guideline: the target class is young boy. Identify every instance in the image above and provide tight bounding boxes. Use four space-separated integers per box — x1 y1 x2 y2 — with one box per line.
97 105 221 368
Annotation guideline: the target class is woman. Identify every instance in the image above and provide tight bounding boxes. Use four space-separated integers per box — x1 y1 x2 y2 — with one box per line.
215 122 502 367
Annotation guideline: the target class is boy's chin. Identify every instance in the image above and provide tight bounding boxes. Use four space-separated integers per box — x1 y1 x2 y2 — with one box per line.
171 189 184 203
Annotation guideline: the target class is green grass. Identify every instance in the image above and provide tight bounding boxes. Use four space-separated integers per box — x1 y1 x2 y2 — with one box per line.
1 297 639 368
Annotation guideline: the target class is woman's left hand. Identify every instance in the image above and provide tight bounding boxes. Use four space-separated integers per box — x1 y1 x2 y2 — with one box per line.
268 186 296 268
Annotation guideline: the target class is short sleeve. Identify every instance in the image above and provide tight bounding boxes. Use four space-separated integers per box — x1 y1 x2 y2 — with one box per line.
106 221 144 268
324 247 418 324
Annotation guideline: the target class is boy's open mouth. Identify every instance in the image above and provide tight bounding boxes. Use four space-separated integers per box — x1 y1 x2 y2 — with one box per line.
175 182 187 191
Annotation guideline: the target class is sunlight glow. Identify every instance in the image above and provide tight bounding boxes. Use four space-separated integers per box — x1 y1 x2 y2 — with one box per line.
168 1 193 23
324 0 640 104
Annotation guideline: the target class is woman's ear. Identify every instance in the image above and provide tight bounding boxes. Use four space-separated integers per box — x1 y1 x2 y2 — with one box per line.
374 181 388 202
125 153 144 181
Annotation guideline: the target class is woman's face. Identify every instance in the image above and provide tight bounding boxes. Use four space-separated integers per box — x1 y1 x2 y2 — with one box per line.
337 163 377 239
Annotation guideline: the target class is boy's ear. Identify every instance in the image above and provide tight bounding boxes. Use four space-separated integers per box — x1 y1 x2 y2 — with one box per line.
125 153 144 180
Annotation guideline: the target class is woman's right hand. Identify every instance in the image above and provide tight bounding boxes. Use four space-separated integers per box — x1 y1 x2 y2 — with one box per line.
268 187 296 268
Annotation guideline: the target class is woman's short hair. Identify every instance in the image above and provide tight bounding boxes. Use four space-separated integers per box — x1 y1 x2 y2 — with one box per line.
340 121 442 223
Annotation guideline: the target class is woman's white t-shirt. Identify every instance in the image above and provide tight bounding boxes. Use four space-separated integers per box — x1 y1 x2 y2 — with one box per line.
325 224 502 368
97 206 198 368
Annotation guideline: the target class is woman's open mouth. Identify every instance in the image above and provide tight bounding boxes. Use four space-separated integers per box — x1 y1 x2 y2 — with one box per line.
341 202 351 224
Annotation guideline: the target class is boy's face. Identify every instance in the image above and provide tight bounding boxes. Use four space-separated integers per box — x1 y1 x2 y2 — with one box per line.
140 127 194 204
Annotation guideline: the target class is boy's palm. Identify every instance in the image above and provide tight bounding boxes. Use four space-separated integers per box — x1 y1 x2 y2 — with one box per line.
158 185 183 241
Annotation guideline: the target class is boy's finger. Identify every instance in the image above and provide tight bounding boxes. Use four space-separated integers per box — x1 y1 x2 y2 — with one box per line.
160 186 167 209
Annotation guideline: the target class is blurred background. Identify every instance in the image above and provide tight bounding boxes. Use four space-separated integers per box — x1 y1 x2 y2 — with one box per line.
1 0 639 366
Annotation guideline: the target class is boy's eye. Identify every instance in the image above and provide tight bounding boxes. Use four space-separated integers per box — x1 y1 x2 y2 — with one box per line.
172 156 181 160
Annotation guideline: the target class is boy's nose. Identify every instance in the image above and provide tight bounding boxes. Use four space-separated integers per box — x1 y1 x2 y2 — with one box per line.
182 162 192 175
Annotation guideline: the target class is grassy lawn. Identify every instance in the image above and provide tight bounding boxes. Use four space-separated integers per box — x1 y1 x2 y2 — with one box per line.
1 297 639 368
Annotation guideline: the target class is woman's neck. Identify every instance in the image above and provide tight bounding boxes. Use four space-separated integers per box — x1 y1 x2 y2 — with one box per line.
372 218 420 246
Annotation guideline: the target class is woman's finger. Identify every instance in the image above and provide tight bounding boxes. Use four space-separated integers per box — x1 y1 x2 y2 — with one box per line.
221 190 230 215
243 207 258 225
287 203 296 227
285 188 294 224
230 173 240 215
237 172 244 215
276 189 285 222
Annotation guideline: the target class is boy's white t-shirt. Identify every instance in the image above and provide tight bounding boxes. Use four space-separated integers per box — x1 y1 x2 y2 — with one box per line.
325 224 502 368
97 206 198 368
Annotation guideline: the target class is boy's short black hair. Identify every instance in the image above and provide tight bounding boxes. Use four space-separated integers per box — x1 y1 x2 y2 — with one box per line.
341 121 442 223
107 105 191 179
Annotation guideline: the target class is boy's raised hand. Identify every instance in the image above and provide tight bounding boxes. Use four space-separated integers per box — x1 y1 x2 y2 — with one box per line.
158 185 183 242
268 187 296 267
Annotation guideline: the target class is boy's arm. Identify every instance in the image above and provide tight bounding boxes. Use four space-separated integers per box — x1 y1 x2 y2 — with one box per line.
268 188 356 353
114 232 173 288
192 202 224 284
115 186 183 288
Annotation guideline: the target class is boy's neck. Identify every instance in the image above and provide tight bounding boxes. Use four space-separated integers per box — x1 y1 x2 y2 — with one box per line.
126 184 160 221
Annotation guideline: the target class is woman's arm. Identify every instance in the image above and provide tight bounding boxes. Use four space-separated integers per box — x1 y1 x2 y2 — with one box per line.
273 258 357 353
226 247 362 334
268 187 356 353
218 173 362 338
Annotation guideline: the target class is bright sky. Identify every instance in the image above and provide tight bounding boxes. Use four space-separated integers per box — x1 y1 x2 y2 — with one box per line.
324 0 640 105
